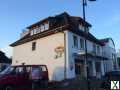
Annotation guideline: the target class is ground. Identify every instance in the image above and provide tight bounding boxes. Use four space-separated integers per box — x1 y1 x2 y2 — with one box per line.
35 77 105 90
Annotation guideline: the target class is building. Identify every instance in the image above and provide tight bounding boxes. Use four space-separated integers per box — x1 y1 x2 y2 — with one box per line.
117 50 120 69
10 12 116 81
0 51 12 71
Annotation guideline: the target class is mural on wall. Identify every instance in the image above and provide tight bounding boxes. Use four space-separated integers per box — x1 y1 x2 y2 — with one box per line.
54 45 64 59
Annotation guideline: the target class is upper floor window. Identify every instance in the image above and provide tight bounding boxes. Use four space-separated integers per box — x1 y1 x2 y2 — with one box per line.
80 38 84 49
36 27 41 33
79 24 84 31
30 22 49 36
44 23 49 30
41 25 45 32
93 44 96 54
30 30 34 36
34 28 37 34
73 35 78 48
97 46 100 54
32 42 36 51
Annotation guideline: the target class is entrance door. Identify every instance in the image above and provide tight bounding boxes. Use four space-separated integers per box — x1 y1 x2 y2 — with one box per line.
75 59 84 76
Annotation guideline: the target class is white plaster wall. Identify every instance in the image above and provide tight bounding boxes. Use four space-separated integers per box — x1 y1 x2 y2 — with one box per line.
102 40 116 72
12 32 65 81
65 31 75 79
66 31 103 77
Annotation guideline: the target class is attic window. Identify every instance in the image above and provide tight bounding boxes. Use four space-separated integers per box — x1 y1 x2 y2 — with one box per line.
41 25 45 32
79 24 84 31
44 23 49 30
30 22 49 36
30 30 34 36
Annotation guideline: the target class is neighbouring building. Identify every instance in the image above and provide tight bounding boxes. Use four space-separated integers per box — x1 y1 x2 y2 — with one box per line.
0 51 12 71
117 50 120 69
10 12 117 81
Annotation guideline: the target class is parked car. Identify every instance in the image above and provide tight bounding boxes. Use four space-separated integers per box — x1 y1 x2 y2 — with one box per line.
0 65 49 90
101 70 120 89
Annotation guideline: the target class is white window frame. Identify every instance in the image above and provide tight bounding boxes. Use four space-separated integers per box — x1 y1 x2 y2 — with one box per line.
40 25 45 32
73 35 78 48
44 23 49 30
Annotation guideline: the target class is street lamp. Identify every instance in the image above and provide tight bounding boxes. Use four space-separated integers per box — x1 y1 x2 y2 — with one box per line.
81 0 96 90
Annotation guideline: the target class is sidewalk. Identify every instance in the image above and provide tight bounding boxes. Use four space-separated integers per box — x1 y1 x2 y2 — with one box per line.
36 77 104 90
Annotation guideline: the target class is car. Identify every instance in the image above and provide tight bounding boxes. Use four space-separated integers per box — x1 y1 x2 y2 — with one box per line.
0 65 49 90
101 70 120 89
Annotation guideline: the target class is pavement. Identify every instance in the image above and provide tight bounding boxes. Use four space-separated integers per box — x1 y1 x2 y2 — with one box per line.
23 78 104 90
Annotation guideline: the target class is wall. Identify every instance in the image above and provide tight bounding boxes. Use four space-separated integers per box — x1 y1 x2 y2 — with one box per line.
12 32 65 81
102 39 116 72
65 31 102 77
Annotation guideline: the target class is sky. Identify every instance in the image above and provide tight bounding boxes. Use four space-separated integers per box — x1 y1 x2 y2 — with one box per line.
0 0 120 57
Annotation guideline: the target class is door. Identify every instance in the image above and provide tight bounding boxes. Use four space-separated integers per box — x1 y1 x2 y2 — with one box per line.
75 59 84 77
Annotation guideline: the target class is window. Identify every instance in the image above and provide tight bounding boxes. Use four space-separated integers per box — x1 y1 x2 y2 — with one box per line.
44 23 49 30
31 67 41 80
37 27 41 33
30 30 34 36
32 42 36 51
41 66 47 71
97 46 100 54
80 38 84 49
79 24 84 31
93 44 96 54
34 29 37 34
41 25 45 32
73 35 78 48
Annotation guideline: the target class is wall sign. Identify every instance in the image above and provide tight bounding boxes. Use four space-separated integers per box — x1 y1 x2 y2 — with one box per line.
54 45 64 59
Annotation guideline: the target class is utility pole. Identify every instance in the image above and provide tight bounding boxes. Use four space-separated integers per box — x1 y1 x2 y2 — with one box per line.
81 0 96 90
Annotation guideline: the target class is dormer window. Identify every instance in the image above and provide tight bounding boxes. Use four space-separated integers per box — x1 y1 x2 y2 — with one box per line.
79 24 84 31
30 21 49 36
44 23 49 30
36 27 41 33
30 30 34 36
34 28 37 34
41 25 45 32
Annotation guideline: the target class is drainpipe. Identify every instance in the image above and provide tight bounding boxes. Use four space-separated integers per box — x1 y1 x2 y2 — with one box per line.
64 32 67 79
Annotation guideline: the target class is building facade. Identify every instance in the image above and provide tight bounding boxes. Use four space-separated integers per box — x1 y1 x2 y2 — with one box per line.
10 12 116 81
117 50 120 69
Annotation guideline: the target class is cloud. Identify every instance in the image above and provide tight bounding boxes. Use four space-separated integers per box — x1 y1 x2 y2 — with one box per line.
1 46 13 58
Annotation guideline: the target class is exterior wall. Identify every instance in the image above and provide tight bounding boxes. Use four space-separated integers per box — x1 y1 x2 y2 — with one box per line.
65 31 75 79
12 32 65 81
12 30 116 80
65 31 104 78
102 40 116 72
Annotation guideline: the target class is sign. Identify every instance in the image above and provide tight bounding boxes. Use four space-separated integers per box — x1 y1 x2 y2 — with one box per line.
111 81 119 90
54 45 64 59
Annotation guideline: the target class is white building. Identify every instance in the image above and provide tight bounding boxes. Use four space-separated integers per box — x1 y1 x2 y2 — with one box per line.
10 12 117 81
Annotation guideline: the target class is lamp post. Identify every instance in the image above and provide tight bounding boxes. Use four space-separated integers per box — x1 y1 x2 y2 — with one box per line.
81 0 96 90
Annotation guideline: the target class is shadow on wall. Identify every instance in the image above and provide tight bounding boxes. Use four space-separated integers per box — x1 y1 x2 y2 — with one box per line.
52 67 65 81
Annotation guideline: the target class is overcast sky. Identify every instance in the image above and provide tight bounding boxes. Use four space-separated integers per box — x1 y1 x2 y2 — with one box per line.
0 0 120 57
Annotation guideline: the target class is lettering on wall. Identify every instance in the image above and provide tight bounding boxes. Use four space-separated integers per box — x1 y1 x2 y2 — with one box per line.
54 45 64 59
